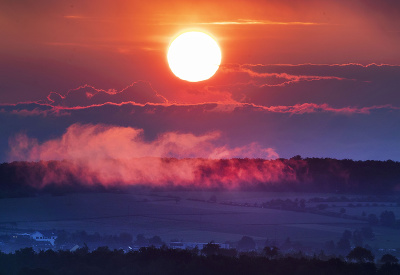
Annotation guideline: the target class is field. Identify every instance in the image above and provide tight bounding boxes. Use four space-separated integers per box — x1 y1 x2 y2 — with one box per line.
0 190 400 250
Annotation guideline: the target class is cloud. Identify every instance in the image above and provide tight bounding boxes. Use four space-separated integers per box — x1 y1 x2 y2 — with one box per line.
2 61 400 164
6 157 306 190
3 61 400 108
0 102 69 117
217 63 400 107
3 100 396 119
247 103 399 115
0 56 123 104
8 123 277 162
46 81 167 107
3 96 399 119
220 64 349 87
236 63 400 80
2 100 400 163
8 123 286 189
197 19 324 26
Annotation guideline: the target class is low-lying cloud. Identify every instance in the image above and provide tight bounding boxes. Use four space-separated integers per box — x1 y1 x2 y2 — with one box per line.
8 123 300 189
9 123 278 161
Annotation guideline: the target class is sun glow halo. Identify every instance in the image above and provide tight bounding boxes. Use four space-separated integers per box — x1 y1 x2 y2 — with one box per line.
167 31 222 82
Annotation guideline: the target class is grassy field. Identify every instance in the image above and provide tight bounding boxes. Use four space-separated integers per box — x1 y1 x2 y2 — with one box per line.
0 190 399 250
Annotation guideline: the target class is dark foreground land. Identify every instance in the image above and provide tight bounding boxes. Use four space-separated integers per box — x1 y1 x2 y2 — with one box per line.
1 246 399 275
1 157 400 274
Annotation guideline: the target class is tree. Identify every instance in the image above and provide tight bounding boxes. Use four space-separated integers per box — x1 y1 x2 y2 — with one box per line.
188 246 200 256
219 248 237 257
149 235 164 246
93 246 111 254
380 254 398 264
201 242 220 256
347 247 374 263
15 247 35 267
263 246 279 259
74 243 89 256
237 236 256 251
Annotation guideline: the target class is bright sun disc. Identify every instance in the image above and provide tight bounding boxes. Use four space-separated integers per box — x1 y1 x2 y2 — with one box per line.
167 31 221 82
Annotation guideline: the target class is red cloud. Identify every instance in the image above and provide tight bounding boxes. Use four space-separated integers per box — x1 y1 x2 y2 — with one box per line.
46 81 167 107
2 101 398 119
8 123 286 188
9 123 278 161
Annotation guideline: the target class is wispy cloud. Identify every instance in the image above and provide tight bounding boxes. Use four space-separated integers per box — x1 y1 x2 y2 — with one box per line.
63 15 86 19
44 82 167 107
3 98 399 118
62 15 115 22
248 103 400 115
44 42 95 47
198 19 325 26
160 19 326 27
221 64 350 87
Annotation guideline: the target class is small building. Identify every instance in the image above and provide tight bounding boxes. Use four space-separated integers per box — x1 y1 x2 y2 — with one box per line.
30 231 58 246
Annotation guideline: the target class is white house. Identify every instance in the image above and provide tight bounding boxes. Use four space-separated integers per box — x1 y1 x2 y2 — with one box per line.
30 231 58 246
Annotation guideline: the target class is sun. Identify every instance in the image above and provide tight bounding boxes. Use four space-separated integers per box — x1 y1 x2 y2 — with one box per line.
167 31 222 82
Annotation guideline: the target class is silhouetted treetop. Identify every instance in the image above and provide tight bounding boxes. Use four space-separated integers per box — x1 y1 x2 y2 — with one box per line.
1 157 400 197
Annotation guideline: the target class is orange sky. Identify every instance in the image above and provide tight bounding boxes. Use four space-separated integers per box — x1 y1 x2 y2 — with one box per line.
1 0 400 161
0 2 393 97
1 0 399 104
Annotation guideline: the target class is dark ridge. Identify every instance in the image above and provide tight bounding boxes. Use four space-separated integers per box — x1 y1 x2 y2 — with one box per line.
0 246 390 275
0 157 400 198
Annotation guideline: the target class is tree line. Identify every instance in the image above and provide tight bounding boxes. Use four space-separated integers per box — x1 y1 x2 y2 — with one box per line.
1 157 400 198
1 245 399 275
